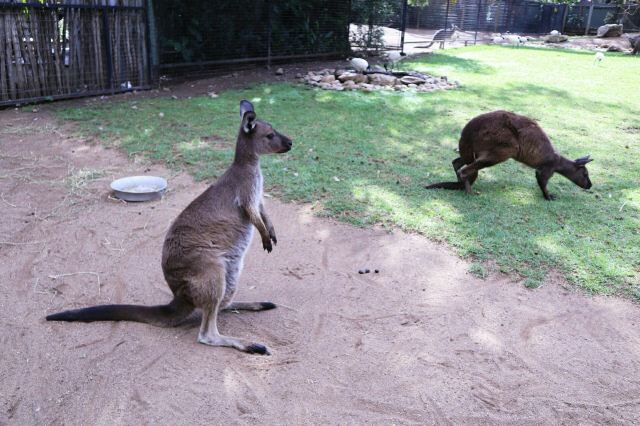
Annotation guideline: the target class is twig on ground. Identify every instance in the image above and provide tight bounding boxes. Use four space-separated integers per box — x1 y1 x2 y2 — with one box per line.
107 194 127 204
102 237 125 252
0 193 17 208
33 277 61 305
48 272 101 297
0 240 48 246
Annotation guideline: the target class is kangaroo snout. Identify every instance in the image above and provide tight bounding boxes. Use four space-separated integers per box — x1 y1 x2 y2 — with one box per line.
279 137 293 153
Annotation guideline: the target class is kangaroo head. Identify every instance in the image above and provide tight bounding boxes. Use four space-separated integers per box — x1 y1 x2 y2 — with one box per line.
567 155 593 189
239 100 292 155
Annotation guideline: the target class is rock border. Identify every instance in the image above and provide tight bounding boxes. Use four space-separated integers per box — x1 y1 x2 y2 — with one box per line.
299 68 458 93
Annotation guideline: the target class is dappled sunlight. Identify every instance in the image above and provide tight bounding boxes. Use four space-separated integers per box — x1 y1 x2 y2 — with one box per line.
469 327 503 353
178 139 208 152
313 90 337 104
392 92 429 113
357 185 408 215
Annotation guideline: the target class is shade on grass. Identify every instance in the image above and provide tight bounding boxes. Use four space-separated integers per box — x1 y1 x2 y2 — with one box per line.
58 45 640 296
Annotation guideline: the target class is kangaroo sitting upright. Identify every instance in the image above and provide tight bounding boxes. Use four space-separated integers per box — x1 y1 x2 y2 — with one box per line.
425 110 593 200
47 100 292 355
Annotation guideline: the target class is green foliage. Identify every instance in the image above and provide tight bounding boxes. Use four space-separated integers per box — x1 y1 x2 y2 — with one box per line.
58 46 640 297
153 0 350 64
350 0 403 51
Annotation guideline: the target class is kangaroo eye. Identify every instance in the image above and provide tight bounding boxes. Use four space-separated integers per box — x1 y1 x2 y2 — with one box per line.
267 133 275 140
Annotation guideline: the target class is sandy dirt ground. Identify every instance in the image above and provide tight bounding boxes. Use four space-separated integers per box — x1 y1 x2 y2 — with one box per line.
2 108 640 425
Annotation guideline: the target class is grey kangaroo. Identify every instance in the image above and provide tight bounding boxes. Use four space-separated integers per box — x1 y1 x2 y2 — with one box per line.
47 100 292 355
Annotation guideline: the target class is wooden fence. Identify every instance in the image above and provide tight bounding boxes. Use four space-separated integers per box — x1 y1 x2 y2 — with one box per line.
0 0 150 106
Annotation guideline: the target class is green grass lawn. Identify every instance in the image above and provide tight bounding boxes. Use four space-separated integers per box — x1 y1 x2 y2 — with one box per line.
57 45 640 297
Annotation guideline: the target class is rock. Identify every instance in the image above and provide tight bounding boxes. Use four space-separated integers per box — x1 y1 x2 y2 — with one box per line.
543 34 569 43
408 84 417 88
400 76 426 85
629 35 640 55
342 80 357 90
319 83 333 90
310 75 322 82
370 65 386 73
333 69 348 77
367 73 398 86
319 68 334 76
338 72 367 84
275 68 284 75
295 73 303 79
597 24 623 38
320 75 336 84
393 84 405 91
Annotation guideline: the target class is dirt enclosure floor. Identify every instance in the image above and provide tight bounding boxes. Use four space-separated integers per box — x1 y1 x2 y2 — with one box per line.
2 108 640 425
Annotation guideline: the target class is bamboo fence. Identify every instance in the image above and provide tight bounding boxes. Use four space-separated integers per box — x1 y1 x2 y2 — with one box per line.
0 0 150 105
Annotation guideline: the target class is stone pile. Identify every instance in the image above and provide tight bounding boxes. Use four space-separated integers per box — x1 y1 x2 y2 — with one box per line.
301 69 457 93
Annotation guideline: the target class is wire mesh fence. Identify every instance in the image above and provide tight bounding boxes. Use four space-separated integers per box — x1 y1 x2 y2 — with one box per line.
0 0 151 106
154 0 352 71
1 0 639 106
564 3 640 35
350 0 406 53
407 0 568 38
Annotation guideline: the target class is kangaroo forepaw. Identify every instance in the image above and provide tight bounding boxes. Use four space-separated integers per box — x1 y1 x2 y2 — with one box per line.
262 238 273 253
246 343 270 355
544 193 556 201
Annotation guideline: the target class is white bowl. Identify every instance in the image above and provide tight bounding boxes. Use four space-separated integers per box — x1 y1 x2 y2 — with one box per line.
110 176 167 202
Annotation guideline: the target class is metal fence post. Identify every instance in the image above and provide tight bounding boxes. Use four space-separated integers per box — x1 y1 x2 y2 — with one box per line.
444 0 451 47
145 0 159 85
561 3 569 35
475 0 482 45
102 6 114 93
400 0 408 52
267 0 272 70
585 3 594 35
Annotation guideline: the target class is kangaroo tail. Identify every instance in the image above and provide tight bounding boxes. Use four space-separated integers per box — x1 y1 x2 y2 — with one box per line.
425 181 465 190
46 297 194 327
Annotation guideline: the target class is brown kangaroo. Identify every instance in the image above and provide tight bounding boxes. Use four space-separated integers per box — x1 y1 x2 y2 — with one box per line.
425 110 593 200
46 100 292 355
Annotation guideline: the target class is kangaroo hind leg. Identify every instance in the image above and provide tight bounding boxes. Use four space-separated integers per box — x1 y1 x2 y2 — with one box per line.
196 263 270 355
457 151 505 194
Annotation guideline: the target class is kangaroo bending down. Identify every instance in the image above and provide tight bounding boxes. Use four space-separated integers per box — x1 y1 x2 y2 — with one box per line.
425 110 593 200
46 100 292 355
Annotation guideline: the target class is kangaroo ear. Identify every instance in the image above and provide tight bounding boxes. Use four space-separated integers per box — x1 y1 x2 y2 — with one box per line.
239 100 256 134
574 155 593 166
